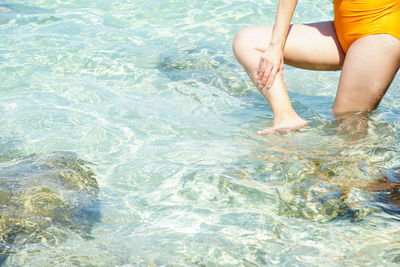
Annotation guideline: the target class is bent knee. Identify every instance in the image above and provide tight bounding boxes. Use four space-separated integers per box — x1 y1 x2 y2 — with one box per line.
232 26 272 56
232 27 253 56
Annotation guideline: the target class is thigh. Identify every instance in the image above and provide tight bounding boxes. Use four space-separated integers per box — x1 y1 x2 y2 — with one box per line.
233 21 345 73
333 34 400 115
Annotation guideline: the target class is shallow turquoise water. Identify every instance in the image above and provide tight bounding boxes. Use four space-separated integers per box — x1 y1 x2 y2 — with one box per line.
1 0 400 266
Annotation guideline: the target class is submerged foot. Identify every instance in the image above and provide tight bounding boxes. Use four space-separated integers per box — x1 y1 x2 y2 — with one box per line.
256 118 308 135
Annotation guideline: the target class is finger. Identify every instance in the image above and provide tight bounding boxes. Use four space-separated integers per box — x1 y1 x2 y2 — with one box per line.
266 65 279 88
260 62 273 88
256 56 265 81
255 47 266 53
279 63 284 73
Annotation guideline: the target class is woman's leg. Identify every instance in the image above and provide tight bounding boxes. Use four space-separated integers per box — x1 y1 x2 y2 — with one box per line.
333 34 400 115
233 22 345 134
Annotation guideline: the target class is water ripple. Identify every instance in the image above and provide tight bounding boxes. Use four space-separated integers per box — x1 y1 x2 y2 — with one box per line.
1 0 400 266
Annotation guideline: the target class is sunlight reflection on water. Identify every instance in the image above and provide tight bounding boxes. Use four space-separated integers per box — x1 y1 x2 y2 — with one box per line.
0 0 400 266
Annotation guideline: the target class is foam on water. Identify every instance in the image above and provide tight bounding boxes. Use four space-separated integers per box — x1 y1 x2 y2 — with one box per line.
1 0 400 266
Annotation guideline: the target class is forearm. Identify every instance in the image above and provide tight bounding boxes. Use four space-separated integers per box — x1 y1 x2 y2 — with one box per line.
269 0 298 49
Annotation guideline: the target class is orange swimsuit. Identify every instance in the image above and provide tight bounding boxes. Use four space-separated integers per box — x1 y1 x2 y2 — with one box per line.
334 0 400 53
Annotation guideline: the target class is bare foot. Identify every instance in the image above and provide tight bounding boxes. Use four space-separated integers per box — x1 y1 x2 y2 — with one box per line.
256 118 308 135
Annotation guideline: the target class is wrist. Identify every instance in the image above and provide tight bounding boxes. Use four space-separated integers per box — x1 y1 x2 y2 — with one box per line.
268 42 284 52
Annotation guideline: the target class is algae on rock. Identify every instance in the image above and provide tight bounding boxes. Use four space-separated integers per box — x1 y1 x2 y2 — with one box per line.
0 151 99 262
272 151 399 222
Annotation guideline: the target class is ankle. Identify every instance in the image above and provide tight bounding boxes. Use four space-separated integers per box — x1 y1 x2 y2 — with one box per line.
274 111 303 123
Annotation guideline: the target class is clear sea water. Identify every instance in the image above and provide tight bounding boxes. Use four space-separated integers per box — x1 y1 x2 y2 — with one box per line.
1 0 400 266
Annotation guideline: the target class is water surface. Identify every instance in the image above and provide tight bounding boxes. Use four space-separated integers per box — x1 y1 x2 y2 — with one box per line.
1 0 400 266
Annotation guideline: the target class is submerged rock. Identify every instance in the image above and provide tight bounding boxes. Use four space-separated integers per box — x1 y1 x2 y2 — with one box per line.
278 177 380 222
0 152 99 263
275 154 399 222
